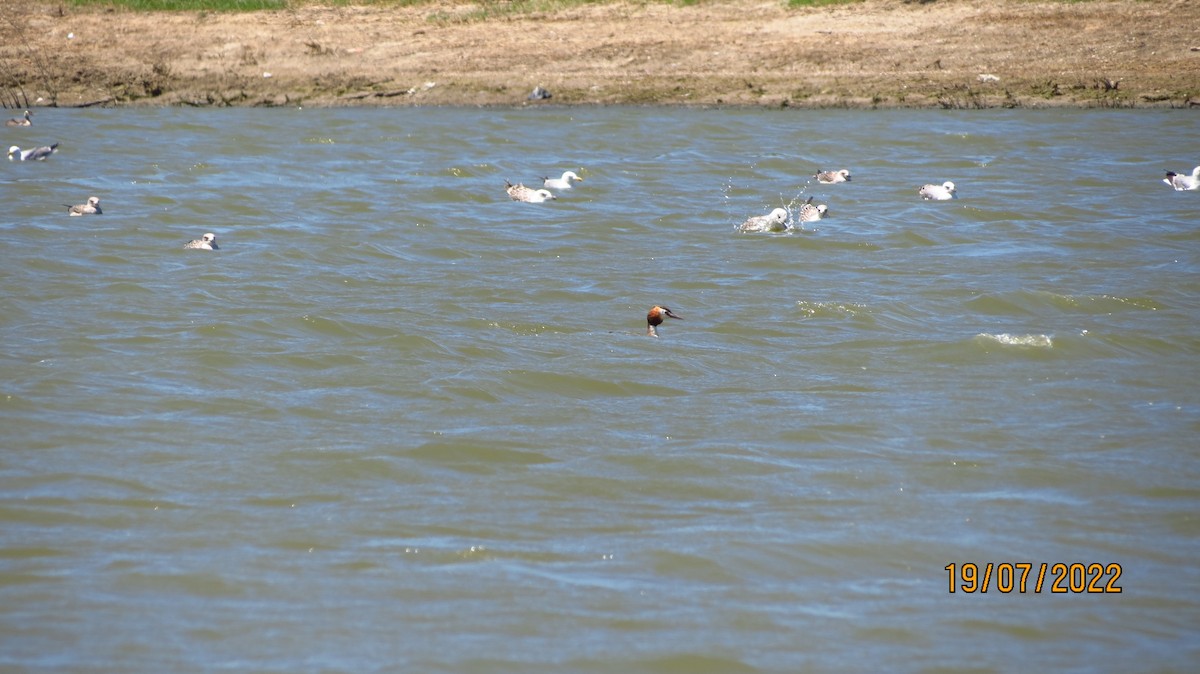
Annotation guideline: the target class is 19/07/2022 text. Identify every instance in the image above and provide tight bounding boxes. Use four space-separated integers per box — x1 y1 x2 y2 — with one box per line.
945 562 1123 594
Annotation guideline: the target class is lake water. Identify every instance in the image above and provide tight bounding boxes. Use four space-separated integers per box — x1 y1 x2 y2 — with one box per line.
2 106 1198 673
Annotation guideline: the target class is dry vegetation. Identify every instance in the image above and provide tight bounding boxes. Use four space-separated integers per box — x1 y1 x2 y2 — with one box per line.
2 0 1198 109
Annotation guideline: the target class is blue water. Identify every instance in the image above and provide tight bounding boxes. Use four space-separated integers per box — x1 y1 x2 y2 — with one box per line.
2 106 1199 673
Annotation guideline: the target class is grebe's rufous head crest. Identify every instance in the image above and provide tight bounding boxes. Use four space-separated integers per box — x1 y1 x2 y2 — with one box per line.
646 305 682 337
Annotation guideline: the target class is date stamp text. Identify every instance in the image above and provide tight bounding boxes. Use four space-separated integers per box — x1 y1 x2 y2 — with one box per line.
945 562 1123 594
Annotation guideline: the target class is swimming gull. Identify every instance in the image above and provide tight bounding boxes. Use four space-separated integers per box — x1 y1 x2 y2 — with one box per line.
918 181 957 200
8 143 58 161
737 207 790 233
506 180 556 203
814 169 851 184
1163 166 1200 191
183 233 219 250
542 171 583 190
797 196 828 222
64 196 102 216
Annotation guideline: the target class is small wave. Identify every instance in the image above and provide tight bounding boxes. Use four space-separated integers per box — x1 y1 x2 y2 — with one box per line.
966 290 1162 316
976 333 1053 348
796 300 869 319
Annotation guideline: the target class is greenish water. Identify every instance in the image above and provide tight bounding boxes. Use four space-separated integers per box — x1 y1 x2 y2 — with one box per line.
1 107 1198 673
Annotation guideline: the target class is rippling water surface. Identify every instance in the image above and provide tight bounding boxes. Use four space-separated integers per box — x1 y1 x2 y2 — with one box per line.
2 106 1199 673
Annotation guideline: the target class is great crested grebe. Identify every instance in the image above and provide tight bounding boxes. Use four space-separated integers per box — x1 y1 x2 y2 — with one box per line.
646 305 682 337
5 110 32 127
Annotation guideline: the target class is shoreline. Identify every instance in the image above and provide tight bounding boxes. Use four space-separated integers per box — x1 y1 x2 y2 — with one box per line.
3 1 1198 110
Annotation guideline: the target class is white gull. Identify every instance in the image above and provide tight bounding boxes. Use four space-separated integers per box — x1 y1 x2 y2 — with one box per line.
8 143 58 161
542 171 583 190
1163 166 1200 191
737 207 790 233
918 181 956 200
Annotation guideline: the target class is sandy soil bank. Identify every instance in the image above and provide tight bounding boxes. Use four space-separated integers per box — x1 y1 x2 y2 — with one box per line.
2 0 1198 109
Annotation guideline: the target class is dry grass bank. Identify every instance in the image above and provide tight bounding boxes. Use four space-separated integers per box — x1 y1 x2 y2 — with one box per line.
2 0 1198 108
